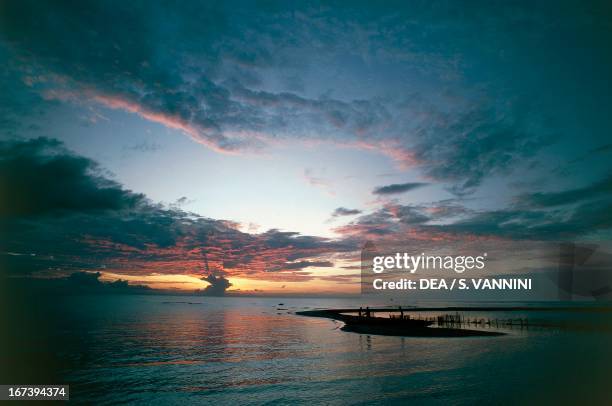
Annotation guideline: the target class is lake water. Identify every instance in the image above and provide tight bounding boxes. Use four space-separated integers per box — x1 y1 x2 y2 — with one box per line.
6 295 612 404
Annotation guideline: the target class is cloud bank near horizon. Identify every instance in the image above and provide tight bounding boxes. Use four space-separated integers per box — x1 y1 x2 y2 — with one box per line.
1 137 610 292
0 138 353 285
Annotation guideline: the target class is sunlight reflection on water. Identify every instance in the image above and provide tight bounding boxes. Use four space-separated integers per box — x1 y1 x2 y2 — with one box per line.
39 295 612 404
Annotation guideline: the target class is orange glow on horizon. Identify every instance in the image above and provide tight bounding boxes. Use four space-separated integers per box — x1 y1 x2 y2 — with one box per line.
227 275 358 295
99 272 208 291
99 268 360 295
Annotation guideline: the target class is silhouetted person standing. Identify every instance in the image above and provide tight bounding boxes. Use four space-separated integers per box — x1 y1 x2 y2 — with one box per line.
358 307 363 317
399 306 404 319
366 307 371 318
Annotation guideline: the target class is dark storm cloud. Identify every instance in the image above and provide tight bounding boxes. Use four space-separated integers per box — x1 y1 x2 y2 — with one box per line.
3 1 605 193
372 182 428 196
0 137 144 217
6 271 152 295
0 138 352 278
331 207 362 217
200 274 232 296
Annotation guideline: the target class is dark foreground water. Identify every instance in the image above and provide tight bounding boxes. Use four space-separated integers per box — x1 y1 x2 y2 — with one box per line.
4 295 612 405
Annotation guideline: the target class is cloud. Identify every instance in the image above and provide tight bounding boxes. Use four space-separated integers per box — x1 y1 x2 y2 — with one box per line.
0 137 144 217
270 260 334 272
303 168 335 195
0 138 353 281
518 174 612 208
171 196 195 209
333 208 400 239
419 175 612 240
0 1 401 155
433 199 612 241
414 174 612 240
6 271 151 295
332 201 457 239
372 182 428 196
200 274 232 296
0 1 585 194
331 207 362 217
336 185 612 243
2 137 610 294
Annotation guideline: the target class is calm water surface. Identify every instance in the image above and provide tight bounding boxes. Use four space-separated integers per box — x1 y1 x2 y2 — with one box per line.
26 296 612 404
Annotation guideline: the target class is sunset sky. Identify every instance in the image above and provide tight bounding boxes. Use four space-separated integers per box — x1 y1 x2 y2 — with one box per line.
1 1 611 295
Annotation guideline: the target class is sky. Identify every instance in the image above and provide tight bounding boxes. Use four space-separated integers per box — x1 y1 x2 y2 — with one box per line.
1 1 612 296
